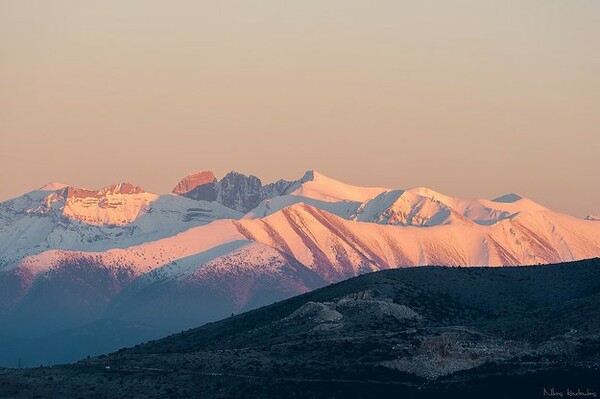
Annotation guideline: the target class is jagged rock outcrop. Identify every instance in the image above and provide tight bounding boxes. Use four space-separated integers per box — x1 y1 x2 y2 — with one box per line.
178 171 306 213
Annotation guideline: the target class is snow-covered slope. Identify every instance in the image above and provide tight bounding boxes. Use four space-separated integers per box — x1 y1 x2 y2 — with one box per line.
238 204 600 278
0 183 242 267
12 201 600 284
284 170 389 203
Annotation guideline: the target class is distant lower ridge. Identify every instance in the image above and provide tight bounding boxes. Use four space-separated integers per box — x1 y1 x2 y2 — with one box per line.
1 258 599 399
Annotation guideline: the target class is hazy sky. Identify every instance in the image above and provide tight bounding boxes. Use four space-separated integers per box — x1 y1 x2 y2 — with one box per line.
1 1 598 216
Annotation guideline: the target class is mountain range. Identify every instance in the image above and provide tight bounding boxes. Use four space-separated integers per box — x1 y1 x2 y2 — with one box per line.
1 169 599 365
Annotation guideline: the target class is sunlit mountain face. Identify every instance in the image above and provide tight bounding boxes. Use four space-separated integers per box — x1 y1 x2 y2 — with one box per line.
1 169 600 366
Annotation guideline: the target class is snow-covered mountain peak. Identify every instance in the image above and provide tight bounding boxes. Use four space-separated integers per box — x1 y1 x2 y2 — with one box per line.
171 171 217 195
353 189 452 226
352 186 553 227
406 186 445 200
288 171 389 203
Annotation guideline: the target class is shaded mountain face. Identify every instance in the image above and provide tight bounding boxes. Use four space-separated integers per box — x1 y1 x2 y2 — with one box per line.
1 170 600 366
176 171 308 213
1 259 599 399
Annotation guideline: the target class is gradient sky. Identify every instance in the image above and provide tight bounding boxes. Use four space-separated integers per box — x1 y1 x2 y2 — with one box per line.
1 1 598 216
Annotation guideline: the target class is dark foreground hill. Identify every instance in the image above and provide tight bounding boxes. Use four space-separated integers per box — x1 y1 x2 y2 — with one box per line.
1 259 600 398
